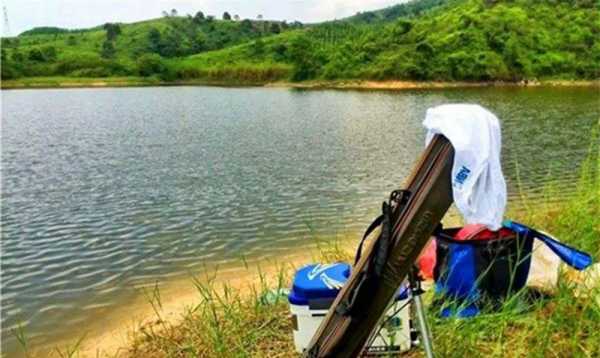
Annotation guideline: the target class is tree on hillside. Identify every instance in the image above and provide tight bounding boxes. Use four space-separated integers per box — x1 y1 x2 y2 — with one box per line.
223 12 232 20
137 53 166 76
269 22 281 34
67 35 77 46
160 29 184 57
148 28 162 54
1 58 20 79
257 14 263 20
288 36 321 81
249 38 265 56
171 9 178 17
193 11 205 23
234 14 240 21
42 46 57 61
12 49 24 62
103 23 122 41
101 40 116 58
27 48 44 62
192 32 207 52
241 19 253 32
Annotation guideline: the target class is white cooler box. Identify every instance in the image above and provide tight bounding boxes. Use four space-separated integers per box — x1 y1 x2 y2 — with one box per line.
288 263 412 354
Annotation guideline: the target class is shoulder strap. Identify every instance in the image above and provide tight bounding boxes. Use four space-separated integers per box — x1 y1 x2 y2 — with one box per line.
354 213 384 265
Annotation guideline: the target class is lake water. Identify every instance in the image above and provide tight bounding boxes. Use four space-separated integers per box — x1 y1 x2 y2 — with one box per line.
1 86 598 354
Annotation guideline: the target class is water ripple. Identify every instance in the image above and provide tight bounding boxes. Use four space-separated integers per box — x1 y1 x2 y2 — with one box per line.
1 86 598 355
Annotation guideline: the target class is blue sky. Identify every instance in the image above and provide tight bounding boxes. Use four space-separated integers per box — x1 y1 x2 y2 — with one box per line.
2 0 401 36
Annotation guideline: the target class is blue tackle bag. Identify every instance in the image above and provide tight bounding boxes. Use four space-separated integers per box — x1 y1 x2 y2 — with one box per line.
433 222 593 318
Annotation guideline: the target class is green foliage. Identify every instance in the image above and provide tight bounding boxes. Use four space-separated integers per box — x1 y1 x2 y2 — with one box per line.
187 0 598 82
1 61 21 79
347 0 448 24
248 38 265 57
103 23 122 41
27 48 45 62
11 49 24 62
269 23 281 34
19 27 69 36
193 11 205 24
5 14 292 80
222 12 232 21
101 40 116 58
288 36 323 81
54 53 131 77
3 0 599 82
137 53 166 77
66 35 77 46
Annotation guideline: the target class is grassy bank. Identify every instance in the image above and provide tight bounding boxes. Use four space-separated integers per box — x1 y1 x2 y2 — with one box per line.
11 149 598 358
122 155 599 357
2 76 599 90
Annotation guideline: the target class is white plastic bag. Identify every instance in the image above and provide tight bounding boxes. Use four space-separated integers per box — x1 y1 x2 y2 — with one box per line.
423 104 506 230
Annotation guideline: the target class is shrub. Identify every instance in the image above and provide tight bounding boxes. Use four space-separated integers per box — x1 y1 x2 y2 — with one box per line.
55 53 106 75
101 40 116 59
41 46 57 62
27 48 45 62
1 61 21 79
137 53 166 76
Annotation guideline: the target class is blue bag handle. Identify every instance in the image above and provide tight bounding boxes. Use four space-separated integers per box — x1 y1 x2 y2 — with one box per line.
503 220 593 271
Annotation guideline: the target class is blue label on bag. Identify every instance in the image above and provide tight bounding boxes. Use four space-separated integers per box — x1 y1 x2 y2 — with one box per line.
454 166 471 186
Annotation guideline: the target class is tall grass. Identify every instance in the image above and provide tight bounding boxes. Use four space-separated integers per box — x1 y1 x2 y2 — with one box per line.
433 149 599 357
128 244 353 358
128 153 598 357
13 154 597 357
173 63 292 84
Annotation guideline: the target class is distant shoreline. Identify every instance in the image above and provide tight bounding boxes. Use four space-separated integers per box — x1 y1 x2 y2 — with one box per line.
2 77 599 91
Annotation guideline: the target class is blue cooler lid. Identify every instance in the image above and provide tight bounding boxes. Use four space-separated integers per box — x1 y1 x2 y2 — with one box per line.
288 263 351 306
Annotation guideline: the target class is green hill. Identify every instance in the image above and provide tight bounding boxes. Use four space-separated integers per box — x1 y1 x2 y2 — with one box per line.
2 0 598 84
1 14 296 80
179 0 599 82
343 0 448 24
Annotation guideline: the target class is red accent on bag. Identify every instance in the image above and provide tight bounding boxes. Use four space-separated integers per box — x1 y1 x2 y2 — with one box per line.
418 240 437 280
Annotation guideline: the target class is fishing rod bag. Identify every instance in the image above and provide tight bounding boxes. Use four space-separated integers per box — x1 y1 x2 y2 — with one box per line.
305 134 455 357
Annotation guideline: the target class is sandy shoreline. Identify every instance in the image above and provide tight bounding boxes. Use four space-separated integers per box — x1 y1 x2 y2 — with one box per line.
32 247 344 358
2 78 599 91
34 217 468 357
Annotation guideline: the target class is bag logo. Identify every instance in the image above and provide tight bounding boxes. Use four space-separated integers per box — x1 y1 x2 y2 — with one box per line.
454 166 471 186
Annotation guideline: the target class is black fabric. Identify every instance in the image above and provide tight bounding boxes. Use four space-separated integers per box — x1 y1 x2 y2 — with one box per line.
474 235 534 298
434 228 534 303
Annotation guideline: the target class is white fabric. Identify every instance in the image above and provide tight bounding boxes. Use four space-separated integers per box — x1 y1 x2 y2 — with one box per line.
423 104 506 230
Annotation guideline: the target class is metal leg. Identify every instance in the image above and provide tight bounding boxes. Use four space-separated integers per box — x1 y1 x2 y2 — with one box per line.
410 268 434 358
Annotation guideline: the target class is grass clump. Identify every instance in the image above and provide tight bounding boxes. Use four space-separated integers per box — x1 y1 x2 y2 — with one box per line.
130 273 295 357
127 152 598 357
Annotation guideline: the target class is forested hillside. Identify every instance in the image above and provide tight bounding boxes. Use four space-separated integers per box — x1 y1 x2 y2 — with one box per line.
2 0 598 84
1 10 297 80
